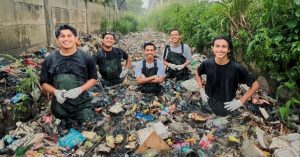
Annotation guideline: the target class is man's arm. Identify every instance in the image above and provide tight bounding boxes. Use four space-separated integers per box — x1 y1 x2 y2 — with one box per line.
148 76 164 84
136 76 155 85
125 56 131 69
182 44 192 67
239 81 260 104
80 79 97 92
195 70 204 89
42 83 56 94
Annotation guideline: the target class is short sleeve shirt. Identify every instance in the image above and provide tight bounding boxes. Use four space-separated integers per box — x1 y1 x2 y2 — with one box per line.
163 43 192 61
135 59 165 77
197 58 255 102
40 49 97 85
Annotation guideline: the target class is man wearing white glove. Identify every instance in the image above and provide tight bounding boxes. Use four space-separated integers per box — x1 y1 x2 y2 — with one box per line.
175 64 185 71
40 25 97 130
163 29 192 81
64 87 82 99
199 88 209 103
196 35 259 116
224 99 243 111
54 89 67 104
94 32 131 87
119 68 129 78
167 63 177 70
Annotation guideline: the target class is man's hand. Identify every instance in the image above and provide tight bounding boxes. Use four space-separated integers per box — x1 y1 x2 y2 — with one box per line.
224 99 243 111
200 88 209 103
54 90 67 104
64 87 82 99
175 64 185 70
167 63 177 70
119 68 129 78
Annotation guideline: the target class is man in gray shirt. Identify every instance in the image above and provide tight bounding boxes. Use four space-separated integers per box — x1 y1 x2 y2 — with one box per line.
163 29 192 81
135 42 165 95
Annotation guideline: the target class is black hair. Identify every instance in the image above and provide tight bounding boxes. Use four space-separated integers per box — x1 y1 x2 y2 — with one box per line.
212 35 233 52
102 32 115 39
143 42 156 50
170 28 181 35
55 24 77 38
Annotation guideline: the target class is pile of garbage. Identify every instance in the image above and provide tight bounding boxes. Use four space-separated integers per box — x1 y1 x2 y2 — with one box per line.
0 31 299 157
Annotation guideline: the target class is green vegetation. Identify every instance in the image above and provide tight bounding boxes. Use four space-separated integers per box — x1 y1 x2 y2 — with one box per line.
140 0 300 124
112 14 139 34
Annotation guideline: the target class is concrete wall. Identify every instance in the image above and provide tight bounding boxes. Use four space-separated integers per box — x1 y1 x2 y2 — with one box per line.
0 0 120 55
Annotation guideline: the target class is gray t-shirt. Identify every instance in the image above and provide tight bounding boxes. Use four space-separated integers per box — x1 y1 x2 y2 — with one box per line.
163 43 192 61
135 59 165 77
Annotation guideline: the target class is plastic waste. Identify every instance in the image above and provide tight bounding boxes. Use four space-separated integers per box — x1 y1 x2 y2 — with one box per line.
135 113 154 122
58 128 85 150
10 93 28 104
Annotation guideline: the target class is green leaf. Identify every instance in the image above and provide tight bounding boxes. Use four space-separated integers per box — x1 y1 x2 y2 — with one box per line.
274 35 284 42
295 0 300 5
286 19 298 28
296 8 300 17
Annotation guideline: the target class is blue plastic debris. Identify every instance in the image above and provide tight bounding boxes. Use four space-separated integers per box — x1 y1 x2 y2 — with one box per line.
58 128 85 150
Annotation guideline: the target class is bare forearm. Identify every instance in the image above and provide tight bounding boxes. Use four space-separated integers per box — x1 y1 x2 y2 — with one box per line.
182 60 191 67
149 76 164 84
125 57 131 69
136 76 155 85
195 71 204 89
163 60 169 67
80 79 97 92
42 83 56 94
240 81 260 104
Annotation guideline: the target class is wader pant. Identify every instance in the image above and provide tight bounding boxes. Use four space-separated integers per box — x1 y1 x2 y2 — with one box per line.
51 74 93 124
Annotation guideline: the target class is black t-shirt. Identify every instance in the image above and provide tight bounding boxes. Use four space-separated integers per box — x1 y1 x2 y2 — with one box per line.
93 47 129 67
197 58 255 102
40 49 97 85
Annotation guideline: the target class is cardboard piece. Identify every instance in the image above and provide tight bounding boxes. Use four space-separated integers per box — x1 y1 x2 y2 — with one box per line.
135 131 170 154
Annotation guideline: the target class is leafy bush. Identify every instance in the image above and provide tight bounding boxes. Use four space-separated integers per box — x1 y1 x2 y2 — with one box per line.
112 14 139 34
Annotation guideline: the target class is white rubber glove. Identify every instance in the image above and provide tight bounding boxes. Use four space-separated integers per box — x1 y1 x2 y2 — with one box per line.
200 88 209 103
167 63 177 70
54 89 67 104
175 64 185 70
64 87 82 99
224 99 243 111
119 68 129 78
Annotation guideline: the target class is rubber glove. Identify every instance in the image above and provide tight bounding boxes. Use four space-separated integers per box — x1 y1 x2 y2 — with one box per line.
119 68 129 78
200 88 209 103
54 89 67 104
64 87 82 99
167 63 177 70
224 99 243 111
175 64 185 70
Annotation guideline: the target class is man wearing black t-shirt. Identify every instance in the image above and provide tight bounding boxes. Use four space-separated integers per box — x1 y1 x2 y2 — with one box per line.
94 32 131 87
196 35 260 116
40 24 97 130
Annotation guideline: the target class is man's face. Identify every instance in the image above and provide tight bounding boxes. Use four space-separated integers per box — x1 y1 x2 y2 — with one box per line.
102 34 115 47
170 30 181 43
144 45 156 59
212 39 230 60
57 29 77 49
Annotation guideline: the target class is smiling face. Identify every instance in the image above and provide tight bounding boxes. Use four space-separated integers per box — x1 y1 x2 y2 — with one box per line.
212 39 230 60
102 34 115 48
170 30 181 44
144 45 156 60
57 29 77 50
